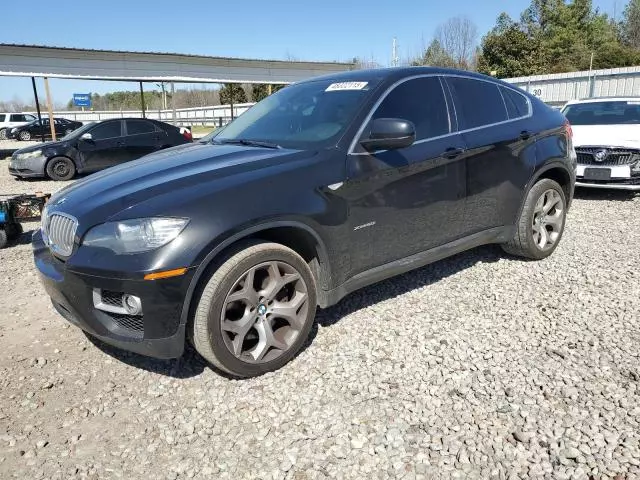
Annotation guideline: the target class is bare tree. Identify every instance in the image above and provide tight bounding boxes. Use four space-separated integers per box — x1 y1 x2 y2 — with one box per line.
434 16 479 70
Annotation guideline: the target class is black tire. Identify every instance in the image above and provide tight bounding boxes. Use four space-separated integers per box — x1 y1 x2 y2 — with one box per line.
502 178 567 260
192 241 317 378
46 157 76 181
0 128 7 140
19 130 31 141
0 229 7 249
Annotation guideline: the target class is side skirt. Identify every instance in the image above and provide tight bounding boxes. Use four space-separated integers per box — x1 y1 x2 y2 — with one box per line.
318 226 512 308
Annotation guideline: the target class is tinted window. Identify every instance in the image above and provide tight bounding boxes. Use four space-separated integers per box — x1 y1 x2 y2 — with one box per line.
370 76 450 141
10 114 28 122
562 101 640 125
25 114 36 121
0 114 6 122
126 120 156 135
90 121 122 140
501 87 530 119
447 77 508 129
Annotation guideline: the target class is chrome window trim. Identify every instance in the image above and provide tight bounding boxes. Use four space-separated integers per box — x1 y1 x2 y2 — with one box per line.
348 73 533 156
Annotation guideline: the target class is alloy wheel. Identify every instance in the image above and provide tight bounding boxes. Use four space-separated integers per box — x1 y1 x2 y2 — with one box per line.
532 189 564 251
19 131 30 141
220 260 309 364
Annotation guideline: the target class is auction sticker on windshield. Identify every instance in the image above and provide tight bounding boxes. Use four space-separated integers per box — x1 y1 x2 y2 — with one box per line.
325 82 368 92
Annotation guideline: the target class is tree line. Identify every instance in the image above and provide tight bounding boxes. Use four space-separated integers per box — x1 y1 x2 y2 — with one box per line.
62 84 288 112
411 0 640 78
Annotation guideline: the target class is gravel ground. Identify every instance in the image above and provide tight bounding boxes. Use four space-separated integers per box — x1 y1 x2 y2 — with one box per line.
0 160 639 480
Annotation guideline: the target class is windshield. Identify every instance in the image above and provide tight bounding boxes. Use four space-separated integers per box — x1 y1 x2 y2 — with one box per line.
199 125 226 143
215 79 379 149
563 101 640 125
61 122 95 141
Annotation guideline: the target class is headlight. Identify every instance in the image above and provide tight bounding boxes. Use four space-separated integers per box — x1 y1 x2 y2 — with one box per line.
17 150 43 160
82 217 189 254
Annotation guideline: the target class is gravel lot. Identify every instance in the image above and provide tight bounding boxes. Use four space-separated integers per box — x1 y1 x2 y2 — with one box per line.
0 159 639 480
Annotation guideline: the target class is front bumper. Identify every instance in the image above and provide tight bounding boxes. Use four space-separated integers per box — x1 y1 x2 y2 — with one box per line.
576 164 640 191
8 155 47 178
33 229 194 359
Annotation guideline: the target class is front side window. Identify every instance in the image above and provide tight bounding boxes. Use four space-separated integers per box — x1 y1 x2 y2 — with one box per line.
447 77 508 130
126 120 156 135
90 121 122 140
369 76 450 142
216 78 381 149
562 101 640 125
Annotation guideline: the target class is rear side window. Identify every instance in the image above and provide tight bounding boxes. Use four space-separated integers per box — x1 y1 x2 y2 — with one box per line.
447 77 508 130
0 114 6 122
562 101 640 125
126 120 156 135
90 121 122 140
10 114 28 122
501 87 530 119
371 76 450 141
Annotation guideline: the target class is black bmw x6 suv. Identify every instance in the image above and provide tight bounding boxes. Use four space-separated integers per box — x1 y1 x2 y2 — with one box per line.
34 67 576 377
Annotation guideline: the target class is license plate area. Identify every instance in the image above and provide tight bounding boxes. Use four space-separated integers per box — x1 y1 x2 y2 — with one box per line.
584 168 611 181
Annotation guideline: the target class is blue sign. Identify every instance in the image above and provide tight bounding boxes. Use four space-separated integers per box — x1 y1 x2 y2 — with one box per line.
73 93 91 107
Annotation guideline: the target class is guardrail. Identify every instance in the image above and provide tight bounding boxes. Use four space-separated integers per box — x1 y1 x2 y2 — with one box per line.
27 103 255 126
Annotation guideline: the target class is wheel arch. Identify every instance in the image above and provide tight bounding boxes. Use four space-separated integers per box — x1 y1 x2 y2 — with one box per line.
179 221 332 328
516 163 574 221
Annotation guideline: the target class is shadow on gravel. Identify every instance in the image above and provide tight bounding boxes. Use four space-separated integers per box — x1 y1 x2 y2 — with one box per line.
16 230 35 245
84 244 507 379
85 333 206 379
311 244 504 332
574 187 637 202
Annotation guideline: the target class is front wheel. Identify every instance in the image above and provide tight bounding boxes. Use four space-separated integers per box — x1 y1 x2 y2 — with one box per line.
46 157 76 181
19 130 31 141
192 241 317 378
502 178 567 260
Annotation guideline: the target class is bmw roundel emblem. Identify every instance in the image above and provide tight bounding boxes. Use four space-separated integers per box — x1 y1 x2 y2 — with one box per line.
594 149 608 162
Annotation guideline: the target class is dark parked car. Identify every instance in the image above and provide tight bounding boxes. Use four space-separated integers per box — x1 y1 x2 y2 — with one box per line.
9 118 192 180
8 117 83 141
33 68 576 377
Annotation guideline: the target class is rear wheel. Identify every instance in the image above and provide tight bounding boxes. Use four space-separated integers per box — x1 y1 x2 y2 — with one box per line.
0 230 7 249
46 157 76 181
192 241 317 378
19 130 31 141
502 178 567 260
0 128 7 140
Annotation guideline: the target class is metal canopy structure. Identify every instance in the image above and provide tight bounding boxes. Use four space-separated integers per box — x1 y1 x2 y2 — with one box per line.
0 44 354 84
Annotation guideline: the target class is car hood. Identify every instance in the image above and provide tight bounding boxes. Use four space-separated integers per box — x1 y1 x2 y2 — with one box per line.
46 143 306 230
14 139 69 155
572 125 640 149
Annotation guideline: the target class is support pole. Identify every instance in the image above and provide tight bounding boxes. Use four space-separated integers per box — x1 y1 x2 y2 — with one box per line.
268 84 272 95
31 77 45 143
139 81 146 118
171 82 176 124
43 77 56 141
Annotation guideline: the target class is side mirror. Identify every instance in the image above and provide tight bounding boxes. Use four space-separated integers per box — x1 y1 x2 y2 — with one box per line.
80 133 93 141
360 118 415 151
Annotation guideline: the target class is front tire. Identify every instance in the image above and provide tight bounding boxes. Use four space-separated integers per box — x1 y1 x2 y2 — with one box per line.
502 178 567 260
192 241 317 378
46 157 76 181
19 130 31 141
0 128 7 140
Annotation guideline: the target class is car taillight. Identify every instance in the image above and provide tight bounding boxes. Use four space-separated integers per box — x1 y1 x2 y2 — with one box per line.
564 120 573 139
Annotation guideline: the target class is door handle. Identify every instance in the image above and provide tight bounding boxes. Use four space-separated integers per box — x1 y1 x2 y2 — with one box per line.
519 130 531 140
443 147 465 159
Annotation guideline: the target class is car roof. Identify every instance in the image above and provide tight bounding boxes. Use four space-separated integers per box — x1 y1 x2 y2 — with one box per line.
296 66 508 86
565 97 640 105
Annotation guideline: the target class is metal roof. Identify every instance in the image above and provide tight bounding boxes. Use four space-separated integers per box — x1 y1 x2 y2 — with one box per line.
0 44 354 84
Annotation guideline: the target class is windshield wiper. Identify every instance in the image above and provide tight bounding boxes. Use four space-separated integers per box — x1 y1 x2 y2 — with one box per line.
214 138 281 149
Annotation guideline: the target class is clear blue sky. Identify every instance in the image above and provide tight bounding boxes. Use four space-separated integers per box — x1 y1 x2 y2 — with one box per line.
0 0 619 105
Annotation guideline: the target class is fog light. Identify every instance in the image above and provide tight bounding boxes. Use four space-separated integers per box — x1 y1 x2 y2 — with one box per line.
122 294 142 315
